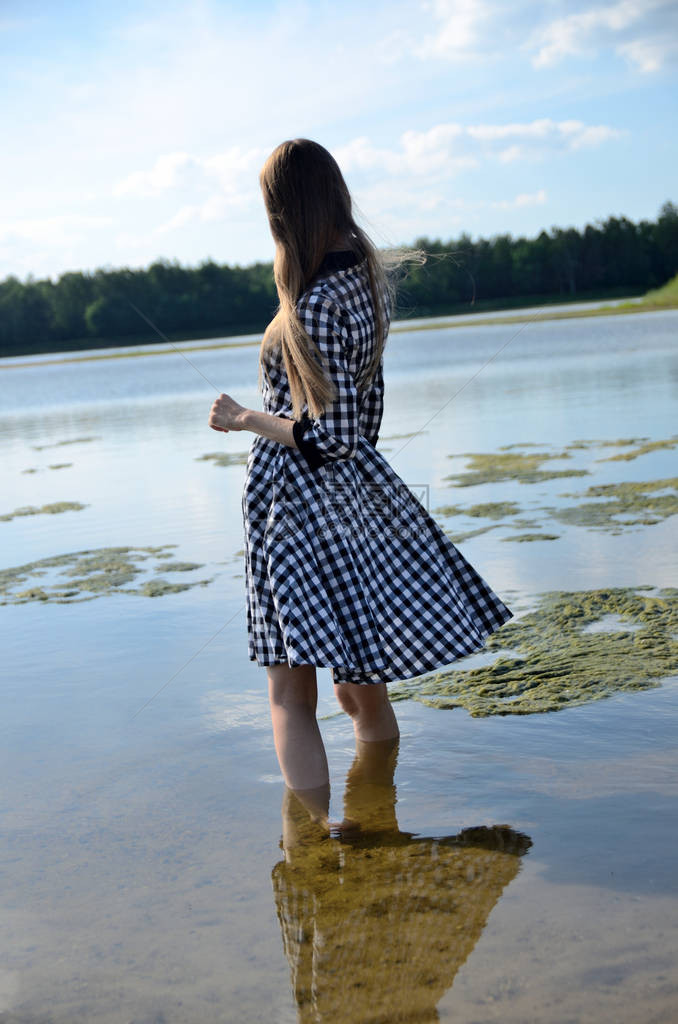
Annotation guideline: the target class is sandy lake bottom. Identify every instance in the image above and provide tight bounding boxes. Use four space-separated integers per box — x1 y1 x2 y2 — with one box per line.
1 309 677 1023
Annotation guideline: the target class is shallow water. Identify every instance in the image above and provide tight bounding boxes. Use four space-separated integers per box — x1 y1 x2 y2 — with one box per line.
1 310 677 1022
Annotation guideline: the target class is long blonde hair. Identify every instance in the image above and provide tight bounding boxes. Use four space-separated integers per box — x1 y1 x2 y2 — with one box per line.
258 139 396 422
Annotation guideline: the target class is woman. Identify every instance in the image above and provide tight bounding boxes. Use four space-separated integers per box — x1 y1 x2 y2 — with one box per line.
208 139 513 809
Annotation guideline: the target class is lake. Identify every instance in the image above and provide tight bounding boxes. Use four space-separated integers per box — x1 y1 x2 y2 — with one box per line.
1 308 677 1022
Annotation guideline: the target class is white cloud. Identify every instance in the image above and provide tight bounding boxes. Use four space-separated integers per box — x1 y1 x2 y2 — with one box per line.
553 119 624 148
109 145 269 242
1 1 673 282
492 189 548 209
498 145 524 164
351 179 550 246
525 0 678 72
616 34 678 72
529 1 643 67
336 125 476 177
0 214 114 246
112 146 267 209
113 153 196 197
336 118 622 180
416 0 492 60
201 148 267 195
154 191 259 237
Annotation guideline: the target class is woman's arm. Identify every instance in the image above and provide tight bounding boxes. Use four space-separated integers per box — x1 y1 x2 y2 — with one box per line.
291 294 359 468
208 393 297 447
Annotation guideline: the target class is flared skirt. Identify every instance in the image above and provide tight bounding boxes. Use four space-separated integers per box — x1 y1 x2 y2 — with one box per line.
242 435 513 684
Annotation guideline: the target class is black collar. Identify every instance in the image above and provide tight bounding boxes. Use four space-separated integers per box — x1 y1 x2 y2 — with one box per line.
316 249 361 274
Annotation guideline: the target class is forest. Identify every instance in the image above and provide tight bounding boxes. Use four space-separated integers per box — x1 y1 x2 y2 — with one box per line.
1 201 676 357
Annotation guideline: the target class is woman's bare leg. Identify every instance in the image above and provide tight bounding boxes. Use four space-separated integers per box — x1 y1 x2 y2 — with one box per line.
332 677 400 742
267 663 330 814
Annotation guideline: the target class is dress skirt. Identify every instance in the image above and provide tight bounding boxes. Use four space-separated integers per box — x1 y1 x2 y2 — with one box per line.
242 431 514 684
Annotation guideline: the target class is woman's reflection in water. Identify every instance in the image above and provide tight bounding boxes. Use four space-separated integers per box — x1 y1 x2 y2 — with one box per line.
272 739 532 1024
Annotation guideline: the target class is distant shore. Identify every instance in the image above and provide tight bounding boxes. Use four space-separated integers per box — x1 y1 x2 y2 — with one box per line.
1 279 676 370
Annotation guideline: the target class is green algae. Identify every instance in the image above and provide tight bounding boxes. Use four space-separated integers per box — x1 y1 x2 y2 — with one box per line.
596 436 678 462
152 561 203 572
444 450 589 487
444 436 676 491
379 431 428 440
19 461 73 473
195 451 249 467
32 436 99 450
0 501 88 522
434 501 522 519
444 524 499 543
389 586 678 716
438 440 678 538
497 442 550 451
563 437 648 451
138 579 193 597
546 477 678 533
0 545 212 604
501 532 560 542
14 587 51 602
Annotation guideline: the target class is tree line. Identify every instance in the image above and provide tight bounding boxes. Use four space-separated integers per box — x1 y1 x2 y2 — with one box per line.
1 201 676 356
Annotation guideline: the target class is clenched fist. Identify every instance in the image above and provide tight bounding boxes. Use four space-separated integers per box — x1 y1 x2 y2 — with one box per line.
208 393 247 433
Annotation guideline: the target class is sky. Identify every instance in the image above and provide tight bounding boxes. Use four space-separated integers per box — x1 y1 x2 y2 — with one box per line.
1 0 677 282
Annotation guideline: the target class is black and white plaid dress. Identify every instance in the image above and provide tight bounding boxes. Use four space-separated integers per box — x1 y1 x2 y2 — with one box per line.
242 250 513 684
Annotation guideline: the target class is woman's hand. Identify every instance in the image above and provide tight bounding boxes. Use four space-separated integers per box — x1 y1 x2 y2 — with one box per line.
208 393 248 433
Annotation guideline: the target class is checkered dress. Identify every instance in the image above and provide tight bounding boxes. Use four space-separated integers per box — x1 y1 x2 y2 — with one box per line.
242 251 513 684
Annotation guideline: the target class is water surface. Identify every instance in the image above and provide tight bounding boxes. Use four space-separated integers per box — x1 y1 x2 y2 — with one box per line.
1 310 677 1022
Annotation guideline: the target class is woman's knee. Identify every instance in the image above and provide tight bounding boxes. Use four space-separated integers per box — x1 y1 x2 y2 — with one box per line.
334 681 389 718
333 681 359 717
268 663 318 711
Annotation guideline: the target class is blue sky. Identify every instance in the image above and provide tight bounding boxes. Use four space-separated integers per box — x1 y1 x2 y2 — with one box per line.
1 0 677 281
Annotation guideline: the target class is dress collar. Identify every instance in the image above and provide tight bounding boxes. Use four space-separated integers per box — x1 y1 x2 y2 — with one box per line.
316 249 361 275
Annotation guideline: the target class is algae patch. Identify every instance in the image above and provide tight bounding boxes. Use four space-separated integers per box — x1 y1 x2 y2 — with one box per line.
595 436 678 462
501 532 560 542
444 435 678 489
138 579 195 597
439 440 678 537
444 524 499 543
0 545 212 604
196 451 249 467
434 501 522 519
563 437 649 451
0 501 88 522
389 586 678 716
547 477 678 533
32 436 99 450
379 430 428 440
497 442 550 451
153 561 203 572
444 449 589 487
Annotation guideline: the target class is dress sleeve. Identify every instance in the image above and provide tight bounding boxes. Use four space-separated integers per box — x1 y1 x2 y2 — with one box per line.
292 293 360 469
360 356 384 447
